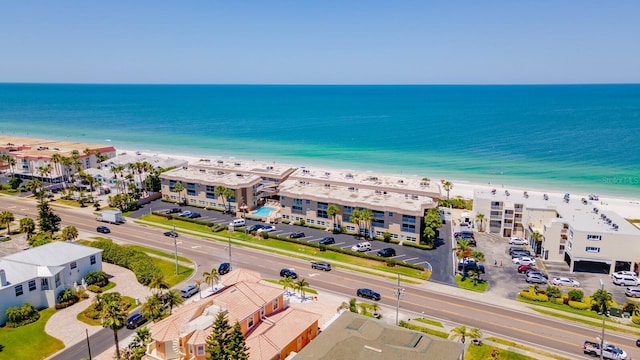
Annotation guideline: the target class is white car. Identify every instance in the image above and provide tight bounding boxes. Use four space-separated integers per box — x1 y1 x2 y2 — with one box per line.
512 256 535 266
612 271 637 278
256 225 276 233
552 277 581 287
351 242 372 252
509 237 527 245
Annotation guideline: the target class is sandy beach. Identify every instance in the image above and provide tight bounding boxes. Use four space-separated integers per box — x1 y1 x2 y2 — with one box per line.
120 148 640 221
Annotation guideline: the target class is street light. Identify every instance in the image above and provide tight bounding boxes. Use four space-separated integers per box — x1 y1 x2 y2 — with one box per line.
172 225 179 275
394 274 405 326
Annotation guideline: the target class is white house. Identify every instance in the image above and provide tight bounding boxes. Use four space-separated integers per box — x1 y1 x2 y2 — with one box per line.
0 242 103 325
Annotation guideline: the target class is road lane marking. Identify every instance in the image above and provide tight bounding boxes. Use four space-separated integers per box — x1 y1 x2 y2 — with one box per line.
404 257 419 262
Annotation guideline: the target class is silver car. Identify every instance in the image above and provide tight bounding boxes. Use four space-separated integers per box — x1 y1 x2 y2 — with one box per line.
526 273 547 284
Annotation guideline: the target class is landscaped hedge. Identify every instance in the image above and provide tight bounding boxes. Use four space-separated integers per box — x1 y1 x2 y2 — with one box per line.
5 303 40 327
518 290 548 302
568 301 590 310
88 238 162 286
402 241 433 250
398 320 449 339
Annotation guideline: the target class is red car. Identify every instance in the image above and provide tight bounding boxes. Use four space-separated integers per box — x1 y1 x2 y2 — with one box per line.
517 264 537 273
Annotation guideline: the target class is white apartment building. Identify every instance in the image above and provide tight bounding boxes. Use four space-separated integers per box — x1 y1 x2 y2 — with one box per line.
474 189 640 273
0 242 103 325
278 167 441 242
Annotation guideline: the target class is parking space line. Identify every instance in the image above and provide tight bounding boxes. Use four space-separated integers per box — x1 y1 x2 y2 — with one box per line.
414 261 429 265
392 254 406 259
404 257 419 262
307 238 322 242
340 245 352 249
333 242 345 246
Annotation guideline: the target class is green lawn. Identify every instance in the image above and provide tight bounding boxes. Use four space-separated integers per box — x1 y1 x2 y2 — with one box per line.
412 317 444 328
485 337 571 360
152 257 193 287
455 275 489 292
0 308 64 360
398 320 449 339
465 343 537 360
125 245 192 263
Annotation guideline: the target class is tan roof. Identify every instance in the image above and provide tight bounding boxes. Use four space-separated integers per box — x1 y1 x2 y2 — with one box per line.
293 312 463 360
248 307 321 349
221 268 262 286
213 281 283 322
149 299 214 342
186 329 209 345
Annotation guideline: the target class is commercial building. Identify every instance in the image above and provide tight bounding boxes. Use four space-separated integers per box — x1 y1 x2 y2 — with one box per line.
278 167 440 242
473 189 640 273
0 136 116 183
145 269 321 360
0 242 103 325
159 158 296 212
292 311 463 360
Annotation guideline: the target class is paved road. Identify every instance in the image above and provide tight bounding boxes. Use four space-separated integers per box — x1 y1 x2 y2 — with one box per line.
2 196 639 359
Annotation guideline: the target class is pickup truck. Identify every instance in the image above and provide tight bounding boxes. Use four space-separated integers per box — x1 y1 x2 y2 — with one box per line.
458 259 485 274
583 341 627 360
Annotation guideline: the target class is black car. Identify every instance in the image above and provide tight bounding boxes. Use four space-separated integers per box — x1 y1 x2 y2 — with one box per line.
96 226 110 234
126 313 146 329
218 262 231 275
509 246 527 255
319 237 335 245
280 268 298 279
186 212 201 218
458 260 485 274
166 207 182 214
164 231 178 237
247 224 266 232
356 288 381 301
377 247 396 257
289 231 306 239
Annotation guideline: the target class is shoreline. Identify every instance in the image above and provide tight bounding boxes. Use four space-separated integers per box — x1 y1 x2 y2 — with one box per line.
120 148 640 220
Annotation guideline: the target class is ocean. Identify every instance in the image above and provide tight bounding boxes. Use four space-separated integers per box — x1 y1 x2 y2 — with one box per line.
1 83 639 198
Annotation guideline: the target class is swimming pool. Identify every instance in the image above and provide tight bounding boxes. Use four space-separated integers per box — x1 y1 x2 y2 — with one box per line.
253 207 275 217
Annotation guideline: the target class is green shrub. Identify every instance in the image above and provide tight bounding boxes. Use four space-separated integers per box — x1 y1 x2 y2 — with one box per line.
281 219 291 224
518 290 548 302
568 301 590 310
84 270 109 287
77 289 89 299
632 315 640 325
568 289 584 302
5 303 40 327
403 241 433 250
87 284 103 293
88 239 162 286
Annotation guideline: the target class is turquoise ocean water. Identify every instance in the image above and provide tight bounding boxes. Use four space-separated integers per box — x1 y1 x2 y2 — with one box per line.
0 83 639 198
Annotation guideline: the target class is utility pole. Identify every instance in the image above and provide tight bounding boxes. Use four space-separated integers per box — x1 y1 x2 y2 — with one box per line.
228 236 232 267
173 224 179 275
394 274 405 326
86 328 92 360
599 279 605 360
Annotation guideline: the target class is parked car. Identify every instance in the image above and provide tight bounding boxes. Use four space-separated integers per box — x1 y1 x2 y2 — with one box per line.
166 208 182 214
526 273 547 284
218 262 231 275
510 250 532 258
280 268 298 279
509 237 527 245
229 219 246 227
247 224 266 232
351 242 372 252
613 273 639 286
96 226 111 234
0 235 10 241
613 271 638 278
181 284 199 298
517 264 537 273
185 212 201 218
454 231 474 239
525 269 548 279
257 225 276 233
178 211 192 217
289 231 306 239
512 256 535 266
509 246 526 255
458 259 485 274
377 248 396 257
311 261 331 271
552 277 581 287
319 237 335 245
163 231 178 237
356 288 381 301
126 313 147 329
625 287 640 298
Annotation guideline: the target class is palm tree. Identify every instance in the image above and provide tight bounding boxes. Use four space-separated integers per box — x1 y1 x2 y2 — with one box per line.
475 213 485 232
327 204 341 230
295 278 309 300
25 178 43 196
215 186 235 213
173 182 185 204
101 298 128 359
592 288 613 315
337 298 358 313
0 210 15 235
142 293 167 322
450 325 482 357
359 209 374 239
50 153 62 183
279 276 295 296
61 225 79 241
531 230 543 244
349 209 362 236
454 238 472 260
19 217 36 240
203 268 220 290
148 276 169 294
442 181 453 200
163 289 184 315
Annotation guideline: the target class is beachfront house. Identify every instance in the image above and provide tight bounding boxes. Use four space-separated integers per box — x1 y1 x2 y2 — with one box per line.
473 189 640 273
0 242 103 325
159 159 296 212
0 135 116 185
145 269 321 360
278 168 441 243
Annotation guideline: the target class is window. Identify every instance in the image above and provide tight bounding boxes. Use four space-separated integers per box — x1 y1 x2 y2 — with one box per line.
401 224 416 233
187 190 196 196
372 219 384 227
90 255 96 265
273 298 279 310
388 212 394 217
293 198 303 206
402 215 416 223
260 307 265 318
55 274 61 288
373 210 385 219
248 317 254 328
15 285 23 297
41 278 49 290
305 199 311 204
29 280 36 291
407 236 417 242
189 344 194 354
317 202 328 210
186 183 195 190
197 345 205 356
206 192 215 199
586 246 600 253
70 261 77 270
317 210 328 218
587 234 602 241
206 185 215 192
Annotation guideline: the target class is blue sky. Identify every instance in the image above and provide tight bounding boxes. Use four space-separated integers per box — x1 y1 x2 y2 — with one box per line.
1 1 639 84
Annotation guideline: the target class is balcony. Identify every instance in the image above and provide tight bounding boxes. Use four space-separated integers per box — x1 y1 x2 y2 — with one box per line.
504 212 514 219
490 214 502 220
491 205 503 210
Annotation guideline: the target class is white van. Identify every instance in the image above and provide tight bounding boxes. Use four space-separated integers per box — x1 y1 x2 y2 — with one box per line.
351 242 372 252
229 219 246 227
612 273 638 286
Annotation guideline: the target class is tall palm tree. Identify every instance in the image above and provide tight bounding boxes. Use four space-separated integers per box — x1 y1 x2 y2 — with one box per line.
0 211 15 235
442 181 453 200
61 225 79 241
295 278 309 300
19 217 36 240
195 280 203 299
449 324 482 358
359 209 374 239
475 213 485 232
148 276 169 294
142 293 167 322
531 230 543 244
25 178 43 196
215 186 235 213
203 268 220 290
101 299 128 359
279 276 295 296
50 153 62 182
173 182 185 204
592 288 613 315
1 155 17 178
327 204 341 230
163 289 184 315
349 209 362 236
